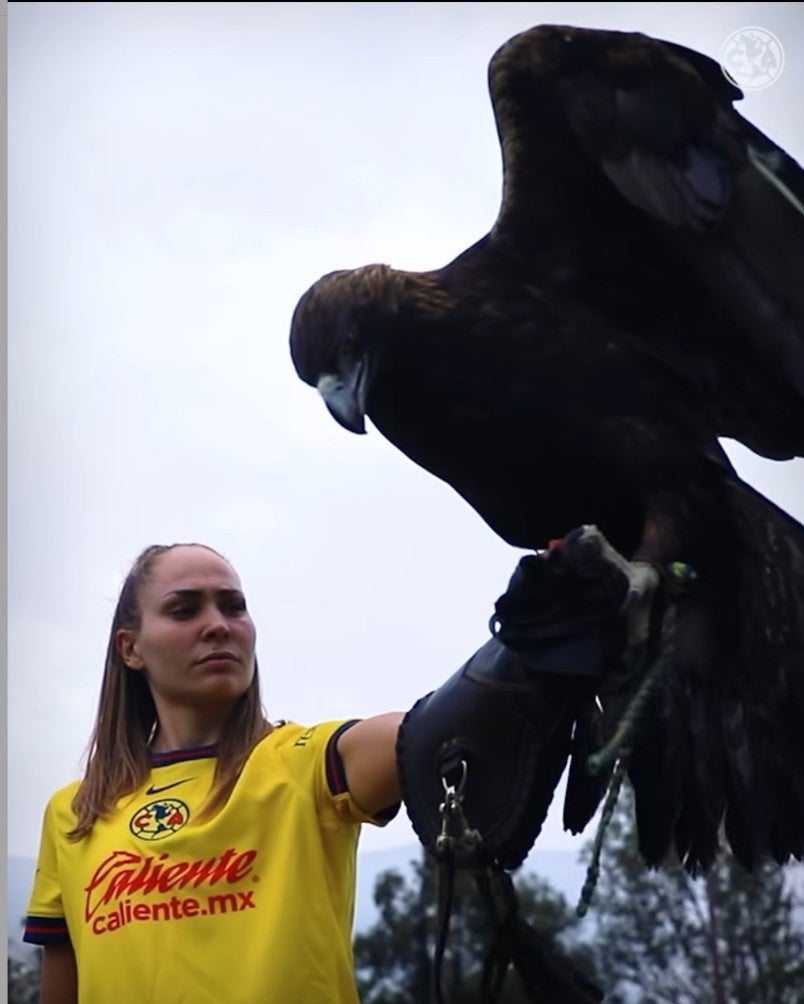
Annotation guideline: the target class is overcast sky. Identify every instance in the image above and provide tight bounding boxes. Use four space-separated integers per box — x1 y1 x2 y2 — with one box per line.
8 2 804 869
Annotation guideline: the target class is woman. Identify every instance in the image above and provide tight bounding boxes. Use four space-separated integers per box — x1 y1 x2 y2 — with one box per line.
24 542 403 1004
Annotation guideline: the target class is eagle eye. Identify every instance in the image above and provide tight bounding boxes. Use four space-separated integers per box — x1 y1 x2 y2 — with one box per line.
341 329 359 354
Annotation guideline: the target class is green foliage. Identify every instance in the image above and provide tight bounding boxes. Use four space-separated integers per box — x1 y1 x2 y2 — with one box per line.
355 788 804 1004
353 850 595 1003
582 781 804 1004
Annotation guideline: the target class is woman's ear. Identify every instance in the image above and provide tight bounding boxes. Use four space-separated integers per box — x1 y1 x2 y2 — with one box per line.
116 629 144 670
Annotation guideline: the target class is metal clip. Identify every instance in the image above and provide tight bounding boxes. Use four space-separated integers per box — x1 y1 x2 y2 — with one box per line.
435 759 482 857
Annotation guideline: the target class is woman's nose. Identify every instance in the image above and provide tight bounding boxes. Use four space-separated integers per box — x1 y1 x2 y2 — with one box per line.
201 607 231 638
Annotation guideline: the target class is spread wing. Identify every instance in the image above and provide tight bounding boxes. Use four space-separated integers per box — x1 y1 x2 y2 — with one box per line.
487 25 804 460
288 25 804 875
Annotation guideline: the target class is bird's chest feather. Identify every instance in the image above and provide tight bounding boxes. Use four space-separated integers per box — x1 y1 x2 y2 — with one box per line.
363 320 655 550
367 302 670 464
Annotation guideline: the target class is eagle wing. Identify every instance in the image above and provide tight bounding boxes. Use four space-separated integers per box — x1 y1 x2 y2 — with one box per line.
288 25 804 874
487 25 804 459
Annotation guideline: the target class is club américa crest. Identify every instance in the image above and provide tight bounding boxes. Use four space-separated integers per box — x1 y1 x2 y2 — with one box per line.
129 798 190 841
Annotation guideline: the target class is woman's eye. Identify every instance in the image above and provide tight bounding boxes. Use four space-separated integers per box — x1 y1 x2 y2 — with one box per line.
169 606 196 619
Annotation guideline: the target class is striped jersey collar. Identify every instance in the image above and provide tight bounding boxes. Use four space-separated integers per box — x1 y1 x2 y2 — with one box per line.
149 744 218 767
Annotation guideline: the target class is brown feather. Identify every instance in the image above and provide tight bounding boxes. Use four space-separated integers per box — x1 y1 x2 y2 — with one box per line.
289 24 804 872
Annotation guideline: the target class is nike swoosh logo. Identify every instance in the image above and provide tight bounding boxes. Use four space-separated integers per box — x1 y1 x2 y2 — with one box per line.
146 778 194 795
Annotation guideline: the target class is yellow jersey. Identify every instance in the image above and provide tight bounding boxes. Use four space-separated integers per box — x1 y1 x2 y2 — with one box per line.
25 720 392 1003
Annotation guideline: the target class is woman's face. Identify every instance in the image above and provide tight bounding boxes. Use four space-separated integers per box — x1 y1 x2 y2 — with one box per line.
116 545 257 713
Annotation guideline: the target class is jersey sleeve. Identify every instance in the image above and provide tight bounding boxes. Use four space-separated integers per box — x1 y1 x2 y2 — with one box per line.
23 796 71 945
325 720 400 826
280 720 399 827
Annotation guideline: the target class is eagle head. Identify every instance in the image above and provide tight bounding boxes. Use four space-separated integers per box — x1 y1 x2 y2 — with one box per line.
289 264 408 434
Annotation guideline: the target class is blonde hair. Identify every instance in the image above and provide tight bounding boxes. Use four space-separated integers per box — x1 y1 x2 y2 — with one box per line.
68 543 272 839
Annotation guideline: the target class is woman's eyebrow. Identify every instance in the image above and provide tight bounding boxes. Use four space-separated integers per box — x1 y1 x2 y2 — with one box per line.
162 588 202 600
161 587 244 599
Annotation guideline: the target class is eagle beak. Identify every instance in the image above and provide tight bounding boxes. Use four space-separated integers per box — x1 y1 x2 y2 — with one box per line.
317 361 368 435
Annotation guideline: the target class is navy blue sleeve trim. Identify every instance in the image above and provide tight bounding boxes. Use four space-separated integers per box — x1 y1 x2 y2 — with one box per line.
325 719 360 795
325 720 402 823
23 915 70 945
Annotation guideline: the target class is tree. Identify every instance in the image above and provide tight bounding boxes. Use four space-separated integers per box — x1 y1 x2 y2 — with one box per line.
353 849 597 1003
582 779 804 1003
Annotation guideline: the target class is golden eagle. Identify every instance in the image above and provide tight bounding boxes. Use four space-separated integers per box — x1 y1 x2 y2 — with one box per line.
289 25 804 873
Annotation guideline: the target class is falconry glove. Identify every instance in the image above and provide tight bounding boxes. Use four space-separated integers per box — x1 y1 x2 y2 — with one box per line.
398 525 652 871
397 526 665 1004
490 526 632 677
